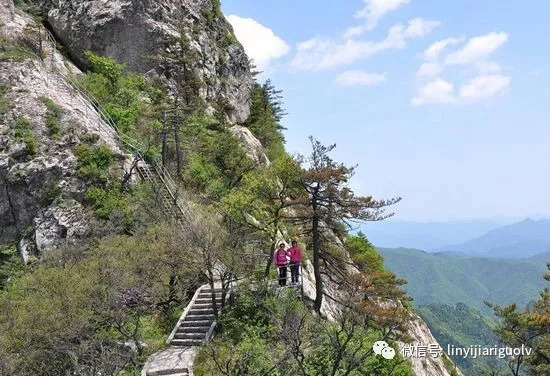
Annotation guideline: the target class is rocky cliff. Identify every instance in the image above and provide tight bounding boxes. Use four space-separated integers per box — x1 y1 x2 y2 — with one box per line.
40 0 254 124
1 3 133 259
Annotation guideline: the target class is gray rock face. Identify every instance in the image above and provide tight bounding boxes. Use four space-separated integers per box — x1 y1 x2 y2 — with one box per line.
229 125 269 165
0 11 128 257
42 0 254 124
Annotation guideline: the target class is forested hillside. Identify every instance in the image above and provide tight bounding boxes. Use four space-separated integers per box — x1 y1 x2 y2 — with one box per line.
378 248 548 313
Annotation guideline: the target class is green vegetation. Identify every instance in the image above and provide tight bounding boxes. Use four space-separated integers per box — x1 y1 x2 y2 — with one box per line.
246 80 287 161
72 144 133 220
13 0 43 16
346 232 385 273
418 303 505 375
204 0 223 26
195 285 413 376
377 247 548 313
82 52 148 133
0 35 34 62
39 96 63 138
12 116 37 156
0 82 9 115
73 144 114 185
0 244 24 289
486 265 550 376
40 180 61 205
0 226 203 375
86 186 130 221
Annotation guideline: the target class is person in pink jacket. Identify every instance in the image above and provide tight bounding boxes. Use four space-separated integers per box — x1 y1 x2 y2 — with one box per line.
274 243 288 286
288 240 302 284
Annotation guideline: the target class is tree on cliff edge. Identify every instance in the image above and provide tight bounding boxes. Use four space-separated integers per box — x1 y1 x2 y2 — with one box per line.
293 137 401 313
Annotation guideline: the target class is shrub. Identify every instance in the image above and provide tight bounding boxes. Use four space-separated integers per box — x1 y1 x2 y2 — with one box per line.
39 96 63 138
85 51 124 91
0 82 9 115
345 233 386 273
86 186 130 221
13 117 37 156
73 144 114 185
40 180 61 205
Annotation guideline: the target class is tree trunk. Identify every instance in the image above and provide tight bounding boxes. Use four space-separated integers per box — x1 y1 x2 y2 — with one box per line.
161 111 168 167
264 220 279 279
174 124 182 174
312 202 323 313
207 266 219 318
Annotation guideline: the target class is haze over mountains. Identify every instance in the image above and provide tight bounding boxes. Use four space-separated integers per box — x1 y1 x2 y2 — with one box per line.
363 217 550 258
442 218 550 258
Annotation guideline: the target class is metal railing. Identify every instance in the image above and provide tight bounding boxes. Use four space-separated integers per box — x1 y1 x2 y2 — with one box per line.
34 25 191 223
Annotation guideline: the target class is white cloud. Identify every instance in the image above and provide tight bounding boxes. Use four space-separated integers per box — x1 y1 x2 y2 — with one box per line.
413 32 510 105
416 62 442 78
292 18 439 71
459 74 511 100
445 32 508 65
355 0 410 31
403 18 441 38
226 15 290 70
476 61 502 74
424 37 462 60
412 78 455 106
334 71 387 86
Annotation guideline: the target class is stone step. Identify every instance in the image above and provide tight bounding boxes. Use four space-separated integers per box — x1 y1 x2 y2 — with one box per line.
194 298 222 304
197 291 223 296
180 320 213 327
185 314 215 321
200 288 224 293
146 368 188 376
188 308 215 315
192 302 218 308
177 326 211 333
174 332 205 340
171 339 203 347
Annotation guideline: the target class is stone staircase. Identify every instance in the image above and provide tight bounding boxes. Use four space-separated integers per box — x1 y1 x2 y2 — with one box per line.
136 162 186 224
143 285 225 376
169 286 222 347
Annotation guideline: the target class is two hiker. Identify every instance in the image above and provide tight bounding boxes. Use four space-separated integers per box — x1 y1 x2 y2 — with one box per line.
274 241 302 287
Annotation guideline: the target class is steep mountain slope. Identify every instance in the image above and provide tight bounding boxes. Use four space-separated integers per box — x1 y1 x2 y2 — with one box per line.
442 218 550 258
417 303 505 376
378 247 548 312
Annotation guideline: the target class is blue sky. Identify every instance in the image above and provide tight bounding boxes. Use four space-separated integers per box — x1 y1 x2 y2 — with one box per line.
222 0 550 221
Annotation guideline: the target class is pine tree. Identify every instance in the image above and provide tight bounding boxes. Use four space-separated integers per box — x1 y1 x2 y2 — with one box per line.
292 137 401 313
486 263 550 376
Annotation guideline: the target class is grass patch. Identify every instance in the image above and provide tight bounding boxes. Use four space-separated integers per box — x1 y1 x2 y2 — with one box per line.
13 117 37 156
39 96 63 138
0 36 34 62
0 83 9 115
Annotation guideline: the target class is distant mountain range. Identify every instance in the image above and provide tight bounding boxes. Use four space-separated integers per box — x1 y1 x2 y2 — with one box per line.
363 218 550 258
361 219 514 250
441 218 550 258
377 247 548 313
